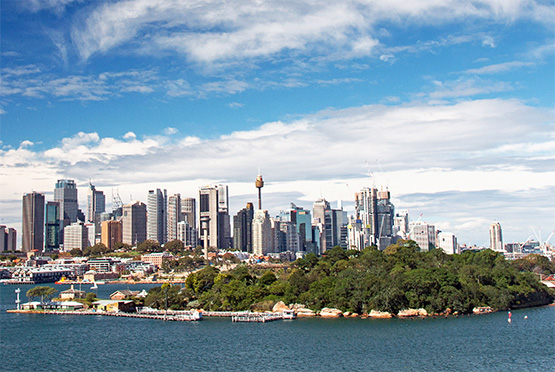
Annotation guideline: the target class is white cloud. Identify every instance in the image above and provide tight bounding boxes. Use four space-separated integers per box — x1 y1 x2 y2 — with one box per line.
482 36 496 48
426 78 513 99
163 127 179 135
70 0 553 65
19 140 34 148
1 97 553 245
463 61 535 75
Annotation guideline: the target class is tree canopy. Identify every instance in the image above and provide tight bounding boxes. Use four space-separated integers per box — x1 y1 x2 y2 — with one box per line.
144 242 555 315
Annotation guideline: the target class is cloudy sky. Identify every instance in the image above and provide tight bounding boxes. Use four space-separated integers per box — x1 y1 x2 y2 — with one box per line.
1 0 554 247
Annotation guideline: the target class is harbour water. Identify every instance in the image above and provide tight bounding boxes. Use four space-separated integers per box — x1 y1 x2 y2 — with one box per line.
1 283 553 371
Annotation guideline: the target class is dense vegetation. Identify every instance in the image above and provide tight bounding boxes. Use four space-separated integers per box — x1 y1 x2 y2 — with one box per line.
144 241 555 315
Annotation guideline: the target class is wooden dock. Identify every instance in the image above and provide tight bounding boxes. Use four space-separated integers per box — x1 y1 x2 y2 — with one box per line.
231 313 283 323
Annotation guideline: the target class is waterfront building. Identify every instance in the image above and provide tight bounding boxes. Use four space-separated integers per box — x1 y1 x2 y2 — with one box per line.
22 192 45 252
199 185 231 251
122 201 147 246
101 220 122 250
45 201 60 251
408 221 436 252
252 209 272 256
438 232 459 254
147 189 167 244
233 203 254 252
489 222 503 252
167 194 182 242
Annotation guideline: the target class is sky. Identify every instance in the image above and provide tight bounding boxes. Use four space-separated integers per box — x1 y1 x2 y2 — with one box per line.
1 0 554 248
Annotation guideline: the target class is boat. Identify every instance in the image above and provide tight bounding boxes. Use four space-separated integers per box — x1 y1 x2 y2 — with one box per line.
90 281 98 290
55 277 68 285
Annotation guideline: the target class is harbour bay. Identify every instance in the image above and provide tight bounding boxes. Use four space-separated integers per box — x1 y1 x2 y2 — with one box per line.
1 284 553 372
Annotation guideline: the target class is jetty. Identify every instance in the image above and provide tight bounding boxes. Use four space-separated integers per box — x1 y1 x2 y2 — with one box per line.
7 308 202 321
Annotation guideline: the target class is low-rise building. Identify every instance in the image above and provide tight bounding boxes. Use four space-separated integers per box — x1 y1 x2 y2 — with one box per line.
59 285 86 300
92 300 135 313
110 290 140 300
141 252 175 268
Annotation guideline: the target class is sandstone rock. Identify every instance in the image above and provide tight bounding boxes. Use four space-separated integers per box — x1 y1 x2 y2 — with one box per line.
296 308 316 317
369 310 392 318
398 309 419 317
272 301 289 312
319 307 343 317
289 303 306 310
417 308 428 317
343 311 351 317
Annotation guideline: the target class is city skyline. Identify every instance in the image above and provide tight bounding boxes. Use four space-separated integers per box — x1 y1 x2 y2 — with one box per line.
1 1 554 246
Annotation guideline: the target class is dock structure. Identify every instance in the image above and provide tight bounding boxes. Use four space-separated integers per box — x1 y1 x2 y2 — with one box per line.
7 308 294 323
231 312 283 323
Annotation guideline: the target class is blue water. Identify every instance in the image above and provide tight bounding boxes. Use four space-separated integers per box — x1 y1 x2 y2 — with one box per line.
1 284 553 371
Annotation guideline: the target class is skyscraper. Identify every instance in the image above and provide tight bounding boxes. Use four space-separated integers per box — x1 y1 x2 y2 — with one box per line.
63 222 89 251
54 179 78 244
22 192 45 252
167 193 182 242
408 221 436 252
233 203 254 252
489 222 503 252
181 197 197 229
122 201 147 246
252 209 272 256
101 220 122 250
54 179 78 225
87 182 105 233
199 185 230 251
354 187 395 250
147 189 167 244
45 201 60 251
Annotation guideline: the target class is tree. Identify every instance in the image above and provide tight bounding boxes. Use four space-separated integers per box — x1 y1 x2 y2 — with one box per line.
164 240 185 254
137 240 162 253
69 248 83 257
26 286 57 304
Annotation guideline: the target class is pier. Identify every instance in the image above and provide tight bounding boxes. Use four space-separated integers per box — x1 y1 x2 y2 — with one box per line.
7 309 202 321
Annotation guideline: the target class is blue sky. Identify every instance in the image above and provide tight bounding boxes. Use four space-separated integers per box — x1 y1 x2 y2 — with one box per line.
1 0 554 247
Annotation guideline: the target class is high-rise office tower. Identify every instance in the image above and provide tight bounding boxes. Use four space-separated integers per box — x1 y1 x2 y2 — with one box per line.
87 182 105 232
233 203 254 252
393 210 409 239
376 189 395 250
45 201 60 251
489 222 503 252
408 221 436 252
252 209 272 256
54 179 78 225
177 221 197 248
64 222 89 251
101 220 122 250
147 189 167 244
122 201 147 246
199 185 231 251
22 192 45 252
54 179 78 244
355 187 395 250
167 194 182 242
181 197 197 229
1 226 17 252
313 198 330 252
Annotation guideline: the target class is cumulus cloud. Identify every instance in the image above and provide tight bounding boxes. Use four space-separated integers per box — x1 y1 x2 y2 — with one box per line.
1 98 553 244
